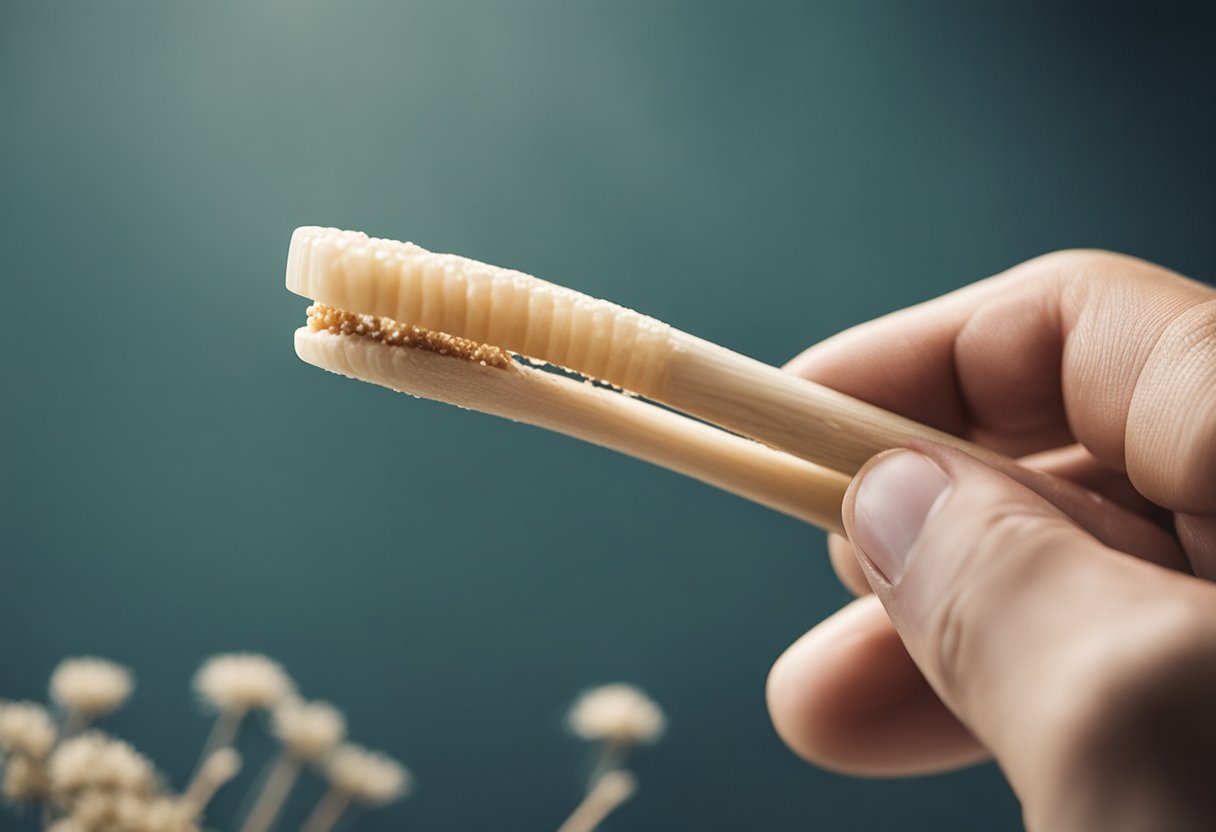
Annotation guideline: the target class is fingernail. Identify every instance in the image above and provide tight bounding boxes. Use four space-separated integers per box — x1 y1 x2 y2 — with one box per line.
851 451 951 584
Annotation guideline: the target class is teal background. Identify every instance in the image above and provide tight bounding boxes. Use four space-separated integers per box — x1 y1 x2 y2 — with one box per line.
2 2 1213 831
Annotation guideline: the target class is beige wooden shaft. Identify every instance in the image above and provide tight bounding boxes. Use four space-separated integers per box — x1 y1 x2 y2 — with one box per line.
295 329 849 533
661 334 1007 475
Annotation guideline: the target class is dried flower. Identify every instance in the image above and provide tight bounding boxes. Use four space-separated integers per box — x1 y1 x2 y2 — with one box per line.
0 700 57 759
2 755 49 804
193 654 294 714
132 794 200 832
47 732 157 799
324 744 411 806
238 701 344 832
70 792 118 826
46 820 87 832
49 658 134 720
567 684 665 746
7 653 424 832
272 699 346 761
70 791 199 832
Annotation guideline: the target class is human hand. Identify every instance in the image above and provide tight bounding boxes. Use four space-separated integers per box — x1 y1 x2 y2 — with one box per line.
765 251 1216 831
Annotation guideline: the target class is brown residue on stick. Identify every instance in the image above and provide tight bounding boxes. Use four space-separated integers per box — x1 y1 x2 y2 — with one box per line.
306 304 514 370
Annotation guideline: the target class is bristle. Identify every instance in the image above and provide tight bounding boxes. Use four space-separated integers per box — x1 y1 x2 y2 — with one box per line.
306 304 514 370
286 227 671 394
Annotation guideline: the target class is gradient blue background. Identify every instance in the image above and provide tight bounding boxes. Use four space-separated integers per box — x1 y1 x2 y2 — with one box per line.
2 2 1213 830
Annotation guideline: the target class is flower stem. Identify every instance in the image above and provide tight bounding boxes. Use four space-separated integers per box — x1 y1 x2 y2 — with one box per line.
187 708 244 790
182 748 241 818
299 787 351 832
239 752 301 832
587 740 627 788
204 708 245 757
557 770 637 832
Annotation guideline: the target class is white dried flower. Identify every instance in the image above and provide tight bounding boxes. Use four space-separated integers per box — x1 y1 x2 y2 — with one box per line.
131 794 199 832
71 791 199 832
567 684 665 745
2 755 49 803
272 699 346 761
0 700 57 759
193 654 294 713
50 658 134 718
65 792 120 830
47 821 87 832
70 791 116 825
324 744 411 806
47 732 157 798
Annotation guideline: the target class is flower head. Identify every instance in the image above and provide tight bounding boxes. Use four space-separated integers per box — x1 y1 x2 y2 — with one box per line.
193 654 294 713
70 791 198 832
324 744 411 806
47 732 157 799
131 794 199 832
566 684 665 745
0 700 57 759
46 821 87 832
272 699 346 761
2 755 49 804
49 658 134 718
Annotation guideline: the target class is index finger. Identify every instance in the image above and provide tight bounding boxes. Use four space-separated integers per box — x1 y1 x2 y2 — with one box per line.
786 250 1216 514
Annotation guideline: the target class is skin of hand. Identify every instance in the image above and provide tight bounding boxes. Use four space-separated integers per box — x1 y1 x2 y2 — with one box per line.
765 251 1216 832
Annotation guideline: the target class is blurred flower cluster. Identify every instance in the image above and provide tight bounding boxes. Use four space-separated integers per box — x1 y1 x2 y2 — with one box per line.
1 655 407 832
2 657 664 832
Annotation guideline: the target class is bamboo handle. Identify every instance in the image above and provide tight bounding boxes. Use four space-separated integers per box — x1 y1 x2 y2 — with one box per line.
295 329 851 533
660 334 1007 475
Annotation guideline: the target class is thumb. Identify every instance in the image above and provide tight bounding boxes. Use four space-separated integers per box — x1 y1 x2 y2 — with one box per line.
842 445 1215 826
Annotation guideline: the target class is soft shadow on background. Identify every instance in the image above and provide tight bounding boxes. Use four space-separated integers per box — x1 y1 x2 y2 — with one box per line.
2 2 1213 831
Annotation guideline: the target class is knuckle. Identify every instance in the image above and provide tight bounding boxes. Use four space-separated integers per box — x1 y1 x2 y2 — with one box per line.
1011 249 1166 309
1023 248 1130 279
1128 297 1216 511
